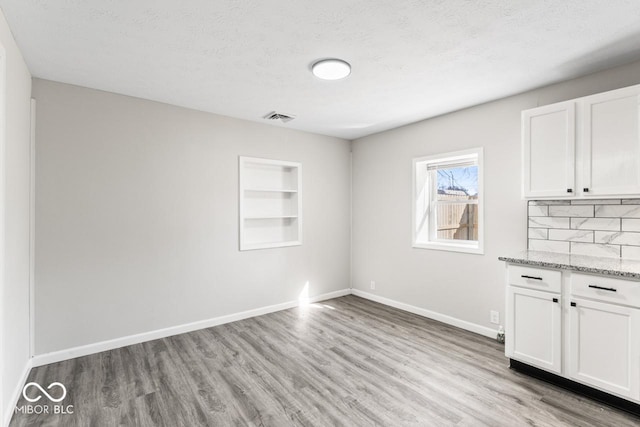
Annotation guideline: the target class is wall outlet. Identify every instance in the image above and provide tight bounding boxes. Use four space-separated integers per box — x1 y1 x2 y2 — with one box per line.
490 310 500 324
370 280 376 290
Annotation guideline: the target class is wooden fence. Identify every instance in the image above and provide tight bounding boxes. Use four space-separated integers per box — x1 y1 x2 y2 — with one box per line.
436 193 478 241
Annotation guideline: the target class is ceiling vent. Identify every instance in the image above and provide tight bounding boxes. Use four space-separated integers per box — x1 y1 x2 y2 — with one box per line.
263 111 296 123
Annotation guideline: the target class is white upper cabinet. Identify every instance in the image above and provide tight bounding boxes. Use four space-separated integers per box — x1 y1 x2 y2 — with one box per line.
582 86 640 196
523 101 576 198
522 84 640 199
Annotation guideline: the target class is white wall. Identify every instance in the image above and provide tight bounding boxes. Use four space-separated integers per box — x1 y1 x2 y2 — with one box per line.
0 7 32 426
32 79 351 355
351 59 640 334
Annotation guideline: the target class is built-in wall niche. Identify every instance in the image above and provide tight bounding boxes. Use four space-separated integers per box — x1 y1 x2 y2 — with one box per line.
239 156 302 250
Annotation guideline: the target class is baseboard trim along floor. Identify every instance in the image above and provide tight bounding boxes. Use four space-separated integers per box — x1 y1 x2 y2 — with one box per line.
351 289 498 339
31 288 497 369
11 289 499 426
31 288 351 368
13 295 639 426
5 358 32 427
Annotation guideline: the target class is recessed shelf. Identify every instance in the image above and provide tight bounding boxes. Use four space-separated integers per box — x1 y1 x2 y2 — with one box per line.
239 156 302 251
244 188 298 193
244 215 299 219
241 240 302 251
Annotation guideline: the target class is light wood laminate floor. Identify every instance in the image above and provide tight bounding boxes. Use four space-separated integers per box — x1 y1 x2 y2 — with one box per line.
10 295 640 426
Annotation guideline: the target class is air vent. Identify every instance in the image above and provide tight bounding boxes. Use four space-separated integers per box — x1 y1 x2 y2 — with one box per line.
263 111 296 123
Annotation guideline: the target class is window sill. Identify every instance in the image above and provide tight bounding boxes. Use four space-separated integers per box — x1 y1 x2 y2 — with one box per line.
413 241 484 255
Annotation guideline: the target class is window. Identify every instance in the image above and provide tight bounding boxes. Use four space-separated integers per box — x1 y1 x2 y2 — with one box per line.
413 148 484 254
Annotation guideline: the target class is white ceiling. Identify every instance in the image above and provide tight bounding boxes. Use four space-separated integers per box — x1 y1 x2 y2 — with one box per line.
2 1 640 140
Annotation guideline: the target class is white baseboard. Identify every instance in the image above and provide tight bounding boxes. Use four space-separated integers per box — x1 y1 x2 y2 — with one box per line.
4 358 32 427
30 287 494 369
351 289 497 339
32 288 350 368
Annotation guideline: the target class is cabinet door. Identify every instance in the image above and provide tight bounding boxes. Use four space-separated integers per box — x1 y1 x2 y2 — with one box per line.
582 85 640 196
506 286 562 374
522 101 576 198
568 298 640 400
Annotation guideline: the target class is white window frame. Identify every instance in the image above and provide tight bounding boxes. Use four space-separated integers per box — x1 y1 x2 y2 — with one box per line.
412 147 484 254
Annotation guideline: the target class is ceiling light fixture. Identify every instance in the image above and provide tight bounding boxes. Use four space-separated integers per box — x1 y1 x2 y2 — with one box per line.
312 59 351 80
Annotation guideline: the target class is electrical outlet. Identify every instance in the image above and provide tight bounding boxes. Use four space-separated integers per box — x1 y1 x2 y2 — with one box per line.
370 280 376 290
490 310 500 324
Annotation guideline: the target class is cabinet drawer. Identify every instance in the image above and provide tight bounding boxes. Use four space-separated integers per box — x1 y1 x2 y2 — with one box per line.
508 265 561 293
571 273 640 308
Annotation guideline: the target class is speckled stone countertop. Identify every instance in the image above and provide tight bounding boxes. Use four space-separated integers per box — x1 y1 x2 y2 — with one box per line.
498 250 640 279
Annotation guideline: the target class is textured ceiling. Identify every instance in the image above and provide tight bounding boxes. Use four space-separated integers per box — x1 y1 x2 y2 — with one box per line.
2 1 640 139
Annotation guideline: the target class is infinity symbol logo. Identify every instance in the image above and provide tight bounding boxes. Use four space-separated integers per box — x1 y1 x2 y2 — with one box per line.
22 382 67 403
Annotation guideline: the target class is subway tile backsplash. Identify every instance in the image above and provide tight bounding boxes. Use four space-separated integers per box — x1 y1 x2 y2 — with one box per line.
527 199 640 260
549 205 594 217
570 217 620 231
595 204 640 218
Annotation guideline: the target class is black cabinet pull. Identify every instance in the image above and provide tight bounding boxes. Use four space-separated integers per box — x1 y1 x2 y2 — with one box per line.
570 302 577 307
567 188 573 193
588 285 617 292
552 298 558 303
583 188 589 192
521 275 543 280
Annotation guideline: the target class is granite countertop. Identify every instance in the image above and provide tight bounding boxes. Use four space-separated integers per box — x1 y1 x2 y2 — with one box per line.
498 250 640 279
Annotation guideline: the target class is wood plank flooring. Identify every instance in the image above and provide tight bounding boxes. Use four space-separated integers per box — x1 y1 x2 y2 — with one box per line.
10 295 640 426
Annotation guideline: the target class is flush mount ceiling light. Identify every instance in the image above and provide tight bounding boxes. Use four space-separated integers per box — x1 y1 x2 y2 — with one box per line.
312 59 351 80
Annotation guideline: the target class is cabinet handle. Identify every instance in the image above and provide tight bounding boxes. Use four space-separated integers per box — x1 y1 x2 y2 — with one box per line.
583 188 589 192
521 275 543 280
571 302 577 307
588 285 617 292
552 298 558 303
567 188 573 193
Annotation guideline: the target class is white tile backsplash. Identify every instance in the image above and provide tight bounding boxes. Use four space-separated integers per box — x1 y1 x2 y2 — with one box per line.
571 199 621 205
548 229 594 242
622 246 640 260
528 205 549 217
528 239 570 253
529 217 570 229
621 218 640 232
549 205 594 218
595 205 640 218
595 231 640 245
570 242 621 258
529 200 571 206
528 228 548 239
528 199 640 259
570 217 620 231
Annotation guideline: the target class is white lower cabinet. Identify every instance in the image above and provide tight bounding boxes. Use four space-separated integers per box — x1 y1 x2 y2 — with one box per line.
568 297 640 400
506 286 562 374
505 264 640 405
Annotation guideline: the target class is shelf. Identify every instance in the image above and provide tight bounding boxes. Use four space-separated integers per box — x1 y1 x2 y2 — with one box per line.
244 188 298 193
239 156 302 251
244 215 298 220
241 240 302 251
